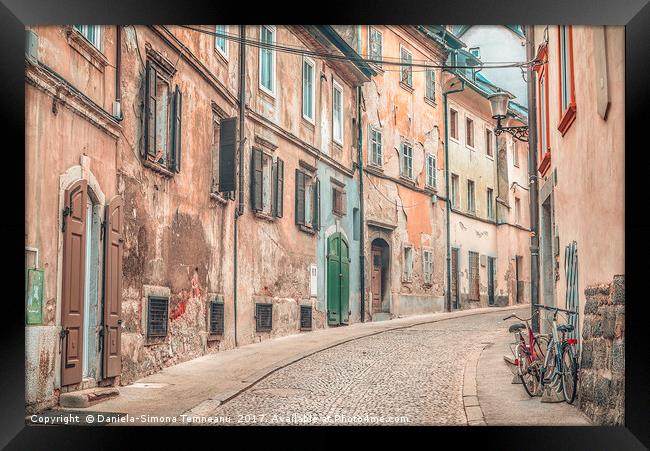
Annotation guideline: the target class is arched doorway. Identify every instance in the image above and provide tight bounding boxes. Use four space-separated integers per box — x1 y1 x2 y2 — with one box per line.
370 238 390 314
327 233 350 326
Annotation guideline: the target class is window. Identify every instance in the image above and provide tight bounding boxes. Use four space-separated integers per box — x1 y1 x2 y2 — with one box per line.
302 58 316 123
400 46 413 87
467 180 476 214
255 303 273 332
300 305 313 330
332 81 343 145
468 251 479 301
215 25 228 59
426 154 437 188
209 300 224 335
295 169 320 230
147 296 168 337
423 249 433 284
450 109 458 140
210 115 221 193
400 142 413 179
451 173 460 208
487 188 494 219
73 25 101 49
332 185 346 216
369 27 383 67
369 127 383 166
513 141 520 167
259 25 275 95
486 129 494 157
251 149 283 217
143 60 182 173
515 197 521 225
469 47 480 58
353 208 360 241
558 25 576 134
466 117 474 148
403 246 413 282
425 69 436 101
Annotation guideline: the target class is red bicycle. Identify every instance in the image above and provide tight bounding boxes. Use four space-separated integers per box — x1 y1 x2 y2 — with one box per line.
503 311 550 397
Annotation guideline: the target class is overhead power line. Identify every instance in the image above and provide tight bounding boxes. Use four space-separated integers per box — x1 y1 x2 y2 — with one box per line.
178 25 539 70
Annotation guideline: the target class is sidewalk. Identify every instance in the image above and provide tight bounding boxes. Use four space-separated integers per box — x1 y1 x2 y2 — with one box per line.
73 305 524 421
475 318 591 425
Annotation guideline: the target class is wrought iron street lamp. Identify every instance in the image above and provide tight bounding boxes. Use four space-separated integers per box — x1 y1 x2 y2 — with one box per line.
488 92 529 142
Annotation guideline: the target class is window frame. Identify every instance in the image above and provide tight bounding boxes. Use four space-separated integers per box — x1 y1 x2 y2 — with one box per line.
73 25 102 51
402 245 414 283
487 188 494 220
400 141 413 179
214 25 229 60
465 116 475 149
332 79 344 146
485 128 494 158
467 179 476 214
369 126 383 167
399 45 413 88
451 173 460 209
259 25 276 97
302 56 316 124
557 25 576 136
422 248 433 284
426 153 437 188
513 141 520 168
515 197 521 225
332 185 347 217
449 108 459 141
534 45 551 176
368 26 383 68
425 68 436 102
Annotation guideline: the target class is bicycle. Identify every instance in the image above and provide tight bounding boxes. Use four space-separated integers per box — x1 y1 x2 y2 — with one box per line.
503 310 550 397
533 303 579 404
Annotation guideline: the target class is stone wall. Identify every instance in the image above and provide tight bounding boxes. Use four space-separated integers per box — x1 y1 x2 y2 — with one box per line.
578 275 624 425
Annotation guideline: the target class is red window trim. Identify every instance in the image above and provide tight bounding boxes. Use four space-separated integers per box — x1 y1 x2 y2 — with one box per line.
533 45 551 177
557 25 577 136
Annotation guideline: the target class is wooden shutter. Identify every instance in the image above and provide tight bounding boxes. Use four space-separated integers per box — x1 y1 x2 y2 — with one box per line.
103 195 123 378
219 117 237 192
144 61 157 157
274 158 284 218
251 148 263 211
61 179 88 386
170 85 182 172
313 177 320 231
295 169 305 225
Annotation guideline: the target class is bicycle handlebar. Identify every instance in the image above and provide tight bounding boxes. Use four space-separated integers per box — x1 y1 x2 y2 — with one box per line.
533 303 577 315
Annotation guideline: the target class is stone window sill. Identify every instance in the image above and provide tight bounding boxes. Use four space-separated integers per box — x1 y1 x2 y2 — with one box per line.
254 211 276 222
210 192 229 205
299 224 317 235
143 158 174 178
399 81 414 93
64 26 109 72
424 97 436 108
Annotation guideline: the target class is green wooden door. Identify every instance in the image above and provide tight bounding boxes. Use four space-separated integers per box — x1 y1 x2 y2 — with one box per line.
327 233 350 326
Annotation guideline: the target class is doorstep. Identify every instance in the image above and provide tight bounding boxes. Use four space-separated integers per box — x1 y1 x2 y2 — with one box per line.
59 387 120 408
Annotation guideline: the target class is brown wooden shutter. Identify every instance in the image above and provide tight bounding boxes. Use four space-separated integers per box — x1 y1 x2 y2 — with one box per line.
295 169 305 225
144 61 157 157
251 148 263 211
219 117 237 192
170 85 182 172
61 179 88 386
313 177 320 230
274 158 284 218
103 195 123 378
341 188 347 215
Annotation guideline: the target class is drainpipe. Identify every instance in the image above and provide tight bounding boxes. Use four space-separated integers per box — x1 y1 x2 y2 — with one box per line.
524 25 540 333
233 25 246 347
357 85 365 322
443 77 465 312
114 25 122 121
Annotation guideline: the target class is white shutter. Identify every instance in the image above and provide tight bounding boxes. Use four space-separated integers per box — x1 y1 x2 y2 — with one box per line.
309 264 317 297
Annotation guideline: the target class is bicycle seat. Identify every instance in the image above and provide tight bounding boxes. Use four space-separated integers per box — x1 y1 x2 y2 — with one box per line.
508 323 526 333
557 324 574 333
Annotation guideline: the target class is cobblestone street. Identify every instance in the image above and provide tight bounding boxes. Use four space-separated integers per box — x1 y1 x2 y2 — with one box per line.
202 311 506 425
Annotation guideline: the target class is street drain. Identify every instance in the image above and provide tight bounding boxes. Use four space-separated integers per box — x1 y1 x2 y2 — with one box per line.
251 388 311 397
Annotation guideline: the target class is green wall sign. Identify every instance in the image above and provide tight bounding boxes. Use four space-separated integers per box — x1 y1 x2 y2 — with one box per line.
26 268 44 325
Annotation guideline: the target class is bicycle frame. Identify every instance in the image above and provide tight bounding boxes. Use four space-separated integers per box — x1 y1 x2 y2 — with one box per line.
535 304 578 387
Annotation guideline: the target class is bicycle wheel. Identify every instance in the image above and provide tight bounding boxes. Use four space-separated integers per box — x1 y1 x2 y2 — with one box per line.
543 341 558 384
517 343 538 397
561 345 578 404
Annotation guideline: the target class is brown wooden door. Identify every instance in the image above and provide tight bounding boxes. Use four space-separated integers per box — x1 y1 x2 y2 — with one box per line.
451 248 459 309
371 246 382 312
61 180 88 386
103 196 124 378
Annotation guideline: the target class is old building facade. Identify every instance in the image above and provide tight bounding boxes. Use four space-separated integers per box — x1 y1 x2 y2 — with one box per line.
530 25 625 424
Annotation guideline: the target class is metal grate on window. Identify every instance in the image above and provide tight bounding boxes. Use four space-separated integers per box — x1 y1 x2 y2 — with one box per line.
147 297 169 337
255 303 273 332
210 301 225 335
300 305 313 331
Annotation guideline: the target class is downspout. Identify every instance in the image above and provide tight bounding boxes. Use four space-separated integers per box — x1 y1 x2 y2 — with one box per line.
443 77 465 312
524 25 540 333
115 25 122 121
234 25 246 347
357 85 365 322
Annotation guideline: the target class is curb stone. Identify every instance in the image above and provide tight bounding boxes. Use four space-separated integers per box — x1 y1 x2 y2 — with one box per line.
462 343 493 426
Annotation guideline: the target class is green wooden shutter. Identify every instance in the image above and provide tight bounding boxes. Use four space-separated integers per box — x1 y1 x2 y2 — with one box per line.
313 177 320 231
295 169 305 225
274 158 284 218
251 148 263 211
144 60 157 158
170 85 182 172
218 117 237 192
